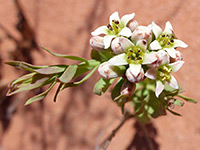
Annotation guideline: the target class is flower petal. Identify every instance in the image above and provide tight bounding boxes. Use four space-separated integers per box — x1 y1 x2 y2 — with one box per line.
149 40 162 50
164 47 176 58
160 51 170 65
121 12 135 27
136 40 147 50
168 61 184 72
152 22 162 38
118 27 132 37
145 68 157 80
103 35 116 49
173 39 188 48
142 53 157 64
120 37 135 51
108 53 128 65
155 80 164 97
168 75 178 89
91 26 109 36
163 21 173 35
129 63 141 77
109 11 120 25
98 62 119 79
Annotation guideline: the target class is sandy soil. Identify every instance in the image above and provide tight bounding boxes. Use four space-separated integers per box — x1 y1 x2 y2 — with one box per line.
0 0 200 150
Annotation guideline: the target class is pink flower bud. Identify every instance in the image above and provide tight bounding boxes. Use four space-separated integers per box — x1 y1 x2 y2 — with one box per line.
126 68 145 83
120 81 136 96
127 20 139 32
90 36 105 51
131 26 152 44
147 51 169 68
98 62 119 79
170 51 183 63
111 37 132 54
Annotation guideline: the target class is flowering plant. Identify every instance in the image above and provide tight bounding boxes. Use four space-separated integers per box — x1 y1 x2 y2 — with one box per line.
6 12 196 124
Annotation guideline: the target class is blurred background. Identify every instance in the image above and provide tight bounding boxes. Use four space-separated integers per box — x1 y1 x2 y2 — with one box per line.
0 0 200 150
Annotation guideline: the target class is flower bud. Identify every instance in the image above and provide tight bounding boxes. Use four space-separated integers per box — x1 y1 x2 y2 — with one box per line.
147 51 169 68
90 36 105 51
120 81 136 97
98 62 119 79
111 37 132 54
131 26 152 44
127 20 139 32
126 68 145 83
170 50 183 63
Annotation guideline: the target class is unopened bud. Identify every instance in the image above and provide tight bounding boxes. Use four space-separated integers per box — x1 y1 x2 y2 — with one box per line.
111 37 132 54
126 68 145 83
90 36 105 51
127 20 139 32
170 51 183 63
98 62 119 79
131 26 152 44
147 51 169 68
120 81 136 96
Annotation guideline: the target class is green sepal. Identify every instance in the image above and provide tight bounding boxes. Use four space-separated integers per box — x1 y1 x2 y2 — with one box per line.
93 78 115 96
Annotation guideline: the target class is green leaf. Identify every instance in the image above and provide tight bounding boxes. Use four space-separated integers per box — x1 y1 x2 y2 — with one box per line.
6 61 48 72
58 65 78 83
177 94 197 103
35 65 67 75
9 72 36 88
74 59 100 78
167 108 182 116
61 66 98 90
91 49 113 62
25 81 57 105
93 78 115 96
7 75 55 96
111 78 124 100
53 83 63 102
41 46 88 63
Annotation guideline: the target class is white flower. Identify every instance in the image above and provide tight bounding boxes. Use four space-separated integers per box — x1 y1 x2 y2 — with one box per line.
91 12 135 49
127 20 138 32
145 55 184 97
90 36 105 51
131 25 152 44
107 39 157 83
98 62 120 79
149 21 188 58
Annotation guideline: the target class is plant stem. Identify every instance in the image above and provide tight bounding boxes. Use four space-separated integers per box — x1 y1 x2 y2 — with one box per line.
96 111 135 150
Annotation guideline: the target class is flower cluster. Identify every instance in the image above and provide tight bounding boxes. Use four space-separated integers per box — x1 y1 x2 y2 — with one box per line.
90 12 187 98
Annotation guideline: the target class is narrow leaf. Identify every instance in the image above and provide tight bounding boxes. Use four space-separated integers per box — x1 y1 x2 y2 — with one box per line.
6 61 48 72
58 65 77 83
35 65 67 75
111 78 125 100
53 83 63 102
8 76 55 96
167 108 182 116
93 78 115 96
177 94 197 103
41 46 88 63
25 81 56 105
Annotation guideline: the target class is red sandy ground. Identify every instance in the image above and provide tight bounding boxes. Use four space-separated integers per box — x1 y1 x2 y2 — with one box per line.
0 0 200 150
